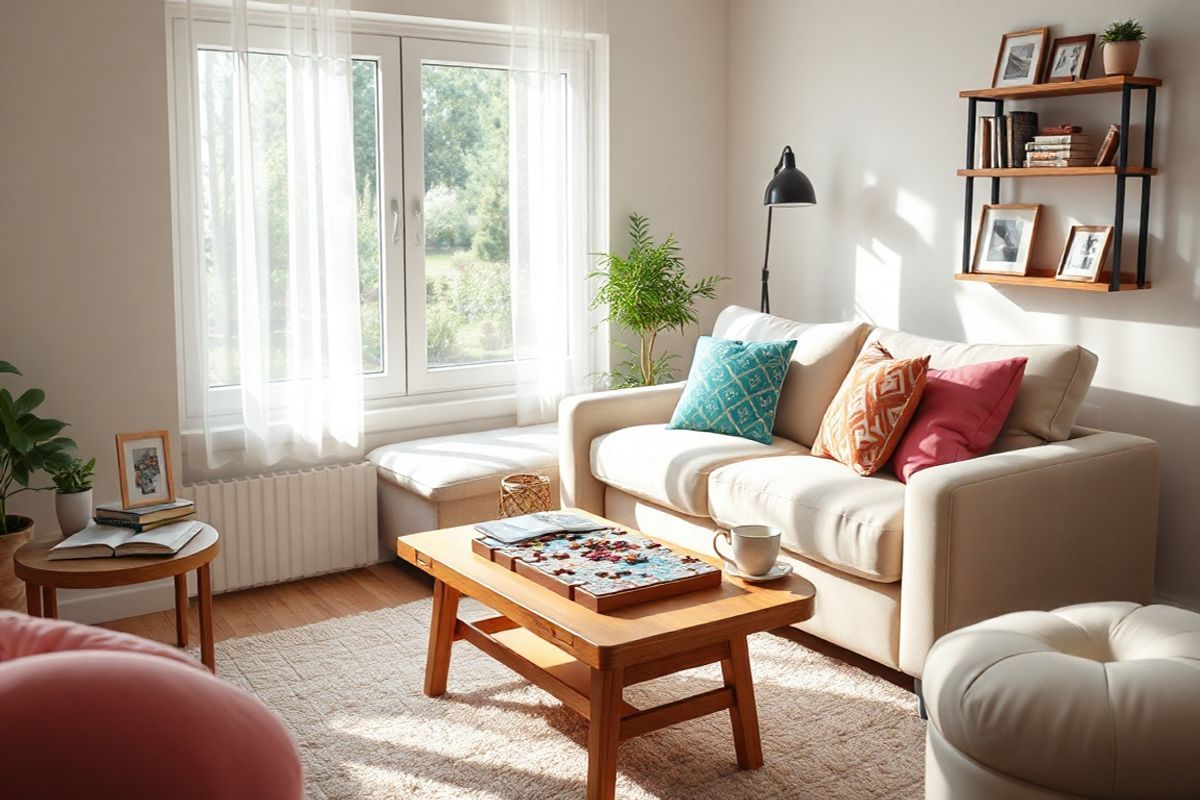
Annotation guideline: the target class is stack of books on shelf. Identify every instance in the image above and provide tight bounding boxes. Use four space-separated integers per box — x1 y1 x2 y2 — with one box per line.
92 498 195 532
976 111 1039 169
1022 124 1121 168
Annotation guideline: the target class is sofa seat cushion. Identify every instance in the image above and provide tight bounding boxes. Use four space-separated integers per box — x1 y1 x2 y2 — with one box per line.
367 423 558 503
590 424 804 517
866 328 1097 451
707 455 905 583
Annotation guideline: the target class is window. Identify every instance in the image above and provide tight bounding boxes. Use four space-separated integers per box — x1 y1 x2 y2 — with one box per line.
401 39 517 393
169 15 593 428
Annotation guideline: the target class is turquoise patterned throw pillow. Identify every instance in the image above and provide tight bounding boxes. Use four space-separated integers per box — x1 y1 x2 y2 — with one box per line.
667 336 797 445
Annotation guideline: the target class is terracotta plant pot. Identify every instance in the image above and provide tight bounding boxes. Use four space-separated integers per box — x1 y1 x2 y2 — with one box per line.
55 488 93 536
0 516 34 612
1103 41 1141 76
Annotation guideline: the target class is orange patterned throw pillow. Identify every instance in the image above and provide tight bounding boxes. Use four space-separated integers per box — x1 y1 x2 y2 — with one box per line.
812 342 930 476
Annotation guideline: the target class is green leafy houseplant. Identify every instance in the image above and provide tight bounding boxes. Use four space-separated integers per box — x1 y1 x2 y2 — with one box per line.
0 361 76 534
590 214 727 388
51 457 95 494
1102 19 1146 42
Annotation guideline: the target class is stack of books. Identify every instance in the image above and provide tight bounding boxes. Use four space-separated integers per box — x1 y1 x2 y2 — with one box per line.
1024 132 1096 168
93 498 196 532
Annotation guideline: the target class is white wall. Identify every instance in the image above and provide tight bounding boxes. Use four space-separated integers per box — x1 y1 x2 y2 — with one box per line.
728 0 1200 607
608 0 730 379
0 0 180 535
0 0 729 618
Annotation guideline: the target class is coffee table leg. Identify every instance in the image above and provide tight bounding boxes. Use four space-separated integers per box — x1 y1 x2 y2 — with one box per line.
424 579 460 697
174 574 189 648
41 587 58 619
25 582 42 617
721 635 764 769
197 563 215 672
587 668 623 800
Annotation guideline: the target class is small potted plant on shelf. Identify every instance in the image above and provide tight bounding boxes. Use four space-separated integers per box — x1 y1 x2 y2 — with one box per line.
51 456 95 536
0 361 76 610
1102 19 1146 76
590 214 726 388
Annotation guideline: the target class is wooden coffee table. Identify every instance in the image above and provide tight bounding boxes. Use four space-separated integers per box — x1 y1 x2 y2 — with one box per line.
13 524 220 671
397 510 815 800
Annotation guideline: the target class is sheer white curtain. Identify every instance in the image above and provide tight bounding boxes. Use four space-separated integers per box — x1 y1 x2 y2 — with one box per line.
184 0 363 470
509 0 602 424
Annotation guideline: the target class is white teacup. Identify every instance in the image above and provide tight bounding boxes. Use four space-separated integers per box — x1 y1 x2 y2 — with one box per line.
712 525 782 577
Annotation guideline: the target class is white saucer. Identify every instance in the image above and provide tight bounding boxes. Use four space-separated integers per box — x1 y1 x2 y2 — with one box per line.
724 561 794 583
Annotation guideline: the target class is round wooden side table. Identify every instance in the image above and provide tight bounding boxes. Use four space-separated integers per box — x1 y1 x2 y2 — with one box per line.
13 524 220 671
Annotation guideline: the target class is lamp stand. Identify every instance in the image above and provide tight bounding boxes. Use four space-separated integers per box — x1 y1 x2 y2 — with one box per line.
760 205 774 314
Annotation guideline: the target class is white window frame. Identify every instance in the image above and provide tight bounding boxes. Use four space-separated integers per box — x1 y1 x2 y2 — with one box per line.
166 6 606 438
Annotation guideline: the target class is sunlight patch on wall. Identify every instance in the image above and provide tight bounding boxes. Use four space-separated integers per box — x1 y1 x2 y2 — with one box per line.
1078 318 1200 404
895 188 936 246
853 240 900 328
952 286 1039 343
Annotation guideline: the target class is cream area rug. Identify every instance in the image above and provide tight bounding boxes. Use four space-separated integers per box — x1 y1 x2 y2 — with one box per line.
214 599 925 799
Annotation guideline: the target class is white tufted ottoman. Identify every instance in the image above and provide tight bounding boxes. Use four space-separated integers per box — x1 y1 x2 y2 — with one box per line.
923 602 1200 799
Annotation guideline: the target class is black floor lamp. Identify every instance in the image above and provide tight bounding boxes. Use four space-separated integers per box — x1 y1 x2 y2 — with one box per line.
760 146 817 313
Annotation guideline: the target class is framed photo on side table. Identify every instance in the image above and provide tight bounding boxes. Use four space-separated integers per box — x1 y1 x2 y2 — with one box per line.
992 28 1050 88
1046 34 1095 82
1056 225 1113 283
115 430 175 509
972 204 1042 276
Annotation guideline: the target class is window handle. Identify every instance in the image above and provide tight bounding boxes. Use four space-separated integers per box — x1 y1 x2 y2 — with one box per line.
390 198 401 246
413 198 423 247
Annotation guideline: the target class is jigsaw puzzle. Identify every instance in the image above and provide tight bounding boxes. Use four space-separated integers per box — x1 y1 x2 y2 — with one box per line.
472 528 721 612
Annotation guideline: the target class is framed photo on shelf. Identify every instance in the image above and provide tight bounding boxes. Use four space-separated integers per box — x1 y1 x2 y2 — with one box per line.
115 430 175 509
972 204 1042 276
992 28 1050 88
1056 225 1113 283
1046 34 1095 82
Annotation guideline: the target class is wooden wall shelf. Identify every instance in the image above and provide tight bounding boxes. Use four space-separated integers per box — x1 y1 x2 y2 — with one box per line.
960 75 1162 101
956 268 1150 293
957 75 1161 291
957 166 1157 178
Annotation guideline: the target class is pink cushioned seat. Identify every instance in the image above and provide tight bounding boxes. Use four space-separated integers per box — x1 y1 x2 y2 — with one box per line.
0 611 302 799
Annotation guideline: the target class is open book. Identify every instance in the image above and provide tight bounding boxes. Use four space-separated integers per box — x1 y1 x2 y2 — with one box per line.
49 521 202 560
474 512 609 545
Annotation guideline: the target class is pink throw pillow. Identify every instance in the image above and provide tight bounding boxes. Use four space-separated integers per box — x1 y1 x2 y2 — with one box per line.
891 357 1027 483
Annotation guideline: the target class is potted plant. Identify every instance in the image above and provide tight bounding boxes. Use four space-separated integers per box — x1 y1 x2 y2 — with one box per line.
0 361 76 610
590 214 726 388
1102 19 1146 76
51 457 95 536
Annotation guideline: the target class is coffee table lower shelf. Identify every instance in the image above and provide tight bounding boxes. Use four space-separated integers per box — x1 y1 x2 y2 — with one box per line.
425 580 764 800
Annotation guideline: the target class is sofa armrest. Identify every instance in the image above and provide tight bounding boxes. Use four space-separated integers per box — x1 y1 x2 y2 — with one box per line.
558 382 686 513
899 430 1159 677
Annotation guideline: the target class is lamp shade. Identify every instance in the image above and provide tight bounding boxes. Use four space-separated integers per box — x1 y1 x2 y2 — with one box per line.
763 146 816 207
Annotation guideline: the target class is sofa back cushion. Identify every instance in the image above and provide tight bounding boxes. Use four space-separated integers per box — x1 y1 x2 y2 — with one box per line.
713 306 870 448
866 328 1097 450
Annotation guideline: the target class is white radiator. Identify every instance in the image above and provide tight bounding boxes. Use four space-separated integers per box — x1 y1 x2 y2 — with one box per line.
186 463 379 594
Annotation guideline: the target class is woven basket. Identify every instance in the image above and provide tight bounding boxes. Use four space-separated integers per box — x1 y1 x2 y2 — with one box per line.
498 473 552 518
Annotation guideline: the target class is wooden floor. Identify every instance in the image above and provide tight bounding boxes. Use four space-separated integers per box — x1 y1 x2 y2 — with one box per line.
100 560 913 695
100 560 431 643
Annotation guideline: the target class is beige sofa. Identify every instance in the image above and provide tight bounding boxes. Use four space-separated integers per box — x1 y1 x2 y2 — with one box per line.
559 306 1159 678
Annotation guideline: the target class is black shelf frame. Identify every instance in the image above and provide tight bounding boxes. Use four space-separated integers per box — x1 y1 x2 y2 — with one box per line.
961 82 1158 291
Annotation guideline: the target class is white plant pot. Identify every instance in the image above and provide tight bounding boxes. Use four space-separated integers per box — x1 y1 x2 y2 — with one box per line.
55 488 93 536
1103 41 1141 76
